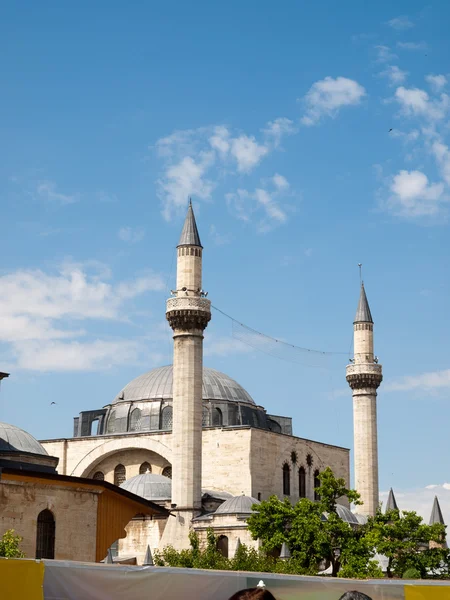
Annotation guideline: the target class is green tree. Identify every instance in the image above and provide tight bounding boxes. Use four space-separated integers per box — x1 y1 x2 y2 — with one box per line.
366 508 449 579
247 467 372 577
0 529 25 558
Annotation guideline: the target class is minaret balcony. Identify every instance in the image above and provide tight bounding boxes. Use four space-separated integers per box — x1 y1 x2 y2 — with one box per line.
346 362 382 389
166 296 211 331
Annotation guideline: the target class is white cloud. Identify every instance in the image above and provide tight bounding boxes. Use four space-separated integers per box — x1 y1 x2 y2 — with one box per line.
395 86 450 121
226 173 290 231
158 153 215 221
37 181 77 205
380 65 408 85
397 41 427 51
209 126 230 156
262 118 297 147
230 135 269 173
389 129 419 143
118 226 145 243
272 173 289 190
300 77 366 126
385 368 450 392
14 339 142 372
432 140 450 186
387 16 414 30
0 263 165 371
426 74 447 93
386 169 446 217
375 45 398 63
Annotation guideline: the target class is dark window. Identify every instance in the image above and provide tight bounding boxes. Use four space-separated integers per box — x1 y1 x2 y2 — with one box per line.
283 463 290 496
36 509 55 559
162 466 172 479
212 408 223 427
93 471 104 481
217 535 229 558
314 470 321 501
114 464 126 486
129 408 142 432
202 407 210 427
268 419 282 433
257 492 261 501
161 406 173 430
298 467 306 498
139 462 151 474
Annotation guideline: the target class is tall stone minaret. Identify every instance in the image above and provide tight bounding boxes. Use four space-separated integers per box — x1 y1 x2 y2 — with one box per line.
162 200 211 548
346 283 382 517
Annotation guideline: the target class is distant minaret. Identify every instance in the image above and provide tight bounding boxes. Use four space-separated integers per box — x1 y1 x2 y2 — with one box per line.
346 283 382 517
163 200 211 548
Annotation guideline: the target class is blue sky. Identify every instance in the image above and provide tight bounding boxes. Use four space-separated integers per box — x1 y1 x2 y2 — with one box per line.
1 1 450 522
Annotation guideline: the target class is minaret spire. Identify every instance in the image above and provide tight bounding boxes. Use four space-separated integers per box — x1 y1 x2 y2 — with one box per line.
385 488 399 512
161 198 211 549
429 496 445 525
346 280 382 517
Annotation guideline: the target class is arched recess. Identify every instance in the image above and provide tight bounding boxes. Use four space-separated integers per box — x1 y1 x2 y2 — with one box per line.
114 464 126 486
129 408 141 432
139 462 151 474
314 469 321 501
212 407 222 427
72 437 173 478
162 466 172 479
93 471 104 481
283 463 290 496
36 509 55 559
298 466 306 498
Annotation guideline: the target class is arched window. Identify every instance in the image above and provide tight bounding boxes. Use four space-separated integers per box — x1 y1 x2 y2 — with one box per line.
36 509 55 559
212 408 223 427
282 463 290 496
268 419 282 433
114 464 126 486
217 535 229 558
139 462 152 474
314 469 321 501
93 471 104 481
162 466 172 479
202 407 210 427
129 408 141 432
106 410 116 434
161 406 173 430
298 467 306 498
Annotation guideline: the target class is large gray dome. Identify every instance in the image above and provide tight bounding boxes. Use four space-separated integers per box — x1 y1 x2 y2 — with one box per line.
120 473 171 501
215 495 260 515
0 422 48 455
113 365 255 405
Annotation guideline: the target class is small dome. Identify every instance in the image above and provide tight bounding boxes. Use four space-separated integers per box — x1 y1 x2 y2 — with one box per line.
120 473 171 501
323 505 360 526
354 513 368 525
113 365 255 405
215 495 260 515
0 422 48 455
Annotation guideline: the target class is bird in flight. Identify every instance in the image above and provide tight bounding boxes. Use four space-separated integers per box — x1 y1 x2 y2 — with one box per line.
389 128 393 132
50 402 57 405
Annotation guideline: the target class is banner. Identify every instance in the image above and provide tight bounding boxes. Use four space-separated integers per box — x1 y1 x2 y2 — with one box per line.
0 558 44 600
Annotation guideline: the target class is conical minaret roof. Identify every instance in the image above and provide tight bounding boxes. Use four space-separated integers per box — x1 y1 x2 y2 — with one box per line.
354 283 373 324
177 199 202 248
429 496 445 525
385 488 399 512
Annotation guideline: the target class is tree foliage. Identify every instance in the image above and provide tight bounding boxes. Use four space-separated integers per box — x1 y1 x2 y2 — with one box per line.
0 529 25 558
366 508 448 579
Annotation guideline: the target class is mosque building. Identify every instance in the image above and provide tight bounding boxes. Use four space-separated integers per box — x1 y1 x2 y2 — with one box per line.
1 201 444 564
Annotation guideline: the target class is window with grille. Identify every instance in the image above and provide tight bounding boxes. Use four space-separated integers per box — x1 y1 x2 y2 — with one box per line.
161 406 173 430
36 509 55 560
162 466 172 479
298 467 306 498
139 462 151 474
93 471 104 481
107 411 116 434
114 464 126 486
129 408 142 432
314 470 321 501
282 463 290 496
212 408 223 427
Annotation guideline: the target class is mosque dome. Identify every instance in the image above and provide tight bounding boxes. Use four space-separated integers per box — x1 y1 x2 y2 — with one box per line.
214 495 260 515
120 473 172 501
113 365 255 405
0 421 48 455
